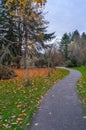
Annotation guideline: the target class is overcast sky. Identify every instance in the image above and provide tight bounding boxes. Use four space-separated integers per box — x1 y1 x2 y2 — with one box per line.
45 0 86 38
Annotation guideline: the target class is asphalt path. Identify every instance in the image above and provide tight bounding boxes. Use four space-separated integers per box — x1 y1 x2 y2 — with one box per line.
27 68 86 130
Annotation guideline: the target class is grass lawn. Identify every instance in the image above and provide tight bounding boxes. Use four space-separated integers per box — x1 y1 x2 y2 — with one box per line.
0 68 69 130
74 66 86 108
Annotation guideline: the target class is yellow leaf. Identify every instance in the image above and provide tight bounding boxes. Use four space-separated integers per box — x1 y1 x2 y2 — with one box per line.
11 115 16 119
19 113 27 117
11 122 17 125
17 118 23 122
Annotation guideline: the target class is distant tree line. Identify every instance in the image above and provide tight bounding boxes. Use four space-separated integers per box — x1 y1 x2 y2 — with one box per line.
39 29 86 68
60 30 86 67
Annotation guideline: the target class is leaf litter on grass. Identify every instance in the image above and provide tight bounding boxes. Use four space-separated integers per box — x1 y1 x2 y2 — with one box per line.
0 68 69 130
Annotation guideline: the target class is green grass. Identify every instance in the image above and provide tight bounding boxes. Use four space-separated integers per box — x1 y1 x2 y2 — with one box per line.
0 68 69 130
74 66 86 108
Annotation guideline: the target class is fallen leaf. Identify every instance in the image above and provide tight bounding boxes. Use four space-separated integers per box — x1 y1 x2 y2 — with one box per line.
11 122 17 125
19 113 27 117
11 115 16 119
49 112 52 115
83 116 86 119
34 123 39 126
2 124 10 128
17 118 23 122
0 115 2 119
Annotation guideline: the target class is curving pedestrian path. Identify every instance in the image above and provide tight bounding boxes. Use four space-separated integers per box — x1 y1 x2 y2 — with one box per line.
27 68 86 130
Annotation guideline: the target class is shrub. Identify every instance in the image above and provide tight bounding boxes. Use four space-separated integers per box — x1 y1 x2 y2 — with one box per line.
65 60 74 67
0 66 17 80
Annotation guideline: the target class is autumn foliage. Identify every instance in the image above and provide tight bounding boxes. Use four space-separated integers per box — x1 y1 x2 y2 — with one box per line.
13 68 53 80
0 68 69 129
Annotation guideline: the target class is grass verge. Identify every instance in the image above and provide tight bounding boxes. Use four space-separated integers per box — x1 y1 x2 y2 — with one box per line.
74 66 86 108
0 68 69 130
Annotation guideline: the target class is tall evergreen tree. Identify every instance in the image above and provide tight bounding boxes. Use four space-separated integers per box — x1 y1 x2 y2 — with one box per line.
71 30 80 41
0 0 55 69
60 33 70 58
82 32 86 39
0 0 22 65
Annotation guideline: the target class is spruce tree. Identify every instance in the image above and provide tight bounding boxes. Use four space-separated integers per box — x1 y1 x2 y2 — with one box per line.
60 33 70 58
